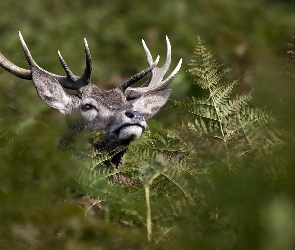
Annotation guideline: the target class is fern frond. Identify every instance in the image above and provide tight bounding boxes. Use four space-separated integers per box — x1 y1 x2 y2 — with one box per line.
211 80 238 107
161 167 195 202
187 117 209 135
188 38 232 91
220 92 253 118
173 97 218 120
177 36 283 169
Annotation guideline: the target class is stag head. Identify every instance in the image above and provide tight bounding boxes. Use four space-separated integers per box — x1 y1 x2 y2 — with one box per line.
0 32 182 167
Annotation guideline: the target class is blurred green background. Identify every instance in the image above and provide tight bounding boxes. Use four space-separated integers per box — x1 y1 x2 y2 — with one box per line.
1 0 295 124
1 0 295 249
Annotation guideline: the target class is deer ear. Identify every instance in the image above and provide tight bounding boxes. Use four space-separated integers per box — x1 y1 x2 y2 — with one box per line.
32 66 80 114
132 89 172 120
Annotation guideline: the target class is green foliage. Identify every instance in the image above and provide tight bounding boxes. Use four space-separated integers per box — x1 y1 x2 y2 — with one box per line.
0 35 290 248
65 37 285 249
1 1 295 249
173 37 283 167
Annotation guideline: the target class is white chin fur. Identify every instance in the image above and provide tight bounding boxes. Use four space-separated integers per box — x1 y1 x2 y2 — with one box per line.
118 126 143 140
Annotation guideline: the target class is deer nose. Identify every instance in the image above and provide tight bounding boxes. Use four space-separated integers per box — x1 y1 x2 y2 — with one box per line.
125 110 144 121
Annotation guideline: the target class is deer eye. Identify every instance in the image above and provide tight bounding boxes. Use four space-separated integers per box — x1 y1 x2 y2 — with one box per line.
81 104 95 111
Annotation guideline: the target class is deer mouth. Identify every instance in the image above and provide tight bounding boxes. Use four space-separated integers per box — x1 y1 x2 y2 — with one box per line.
113 123 146 141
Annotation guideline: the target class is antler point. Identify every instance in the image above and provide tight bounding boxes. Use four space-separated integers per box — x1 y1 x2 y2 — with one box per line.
141 39 147 47
84 38 89 48
18 31 24 42
155 55 160 64
166 36 171 50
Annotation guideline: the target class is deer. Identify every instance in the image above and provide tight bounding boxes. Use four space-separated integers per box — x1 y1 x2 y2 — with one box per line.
0 32 182 169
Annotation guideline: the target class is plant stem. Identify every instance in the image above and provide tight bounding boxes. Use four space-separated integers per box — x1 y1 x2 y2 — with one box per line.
144 183 152 242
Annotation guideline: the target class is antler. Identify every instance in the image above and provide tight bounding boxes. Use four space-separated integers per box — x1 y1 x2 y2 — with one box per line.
1 32 163 93
123 36 182 99
57 38 92 89
0 52 32 79
0 33 181 97
0 32 92 90
117 55 160 92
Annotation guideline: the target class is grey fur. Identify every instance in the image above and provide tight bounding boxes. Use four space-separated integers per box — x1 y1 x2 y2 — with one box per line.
0 32 182 168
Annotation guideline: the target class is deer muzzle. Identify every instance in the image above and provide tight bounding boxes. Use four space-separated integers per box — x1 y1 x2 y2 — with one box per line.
112 110 146 141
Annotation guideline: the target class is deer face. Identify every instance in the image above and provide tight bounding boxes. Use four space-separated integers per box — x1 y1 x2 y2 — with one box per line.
0 32 181 152
72 85 172 145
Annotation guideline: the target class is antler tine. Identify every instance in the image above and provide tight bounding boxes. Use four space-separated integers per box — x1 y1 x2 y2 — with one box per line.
153 57 182 90
141 39 153 65
81 38 92 83
19 31 37 67
124 37 182 99
58 50 76 81
141 36 172 88
57 38 92 89
118 55 160 92
125 58 182 98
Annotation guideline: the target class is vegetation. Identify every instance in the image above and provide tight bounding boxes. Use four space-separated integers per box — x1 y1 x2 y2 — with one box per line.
1 0 295 249
74 37 285 249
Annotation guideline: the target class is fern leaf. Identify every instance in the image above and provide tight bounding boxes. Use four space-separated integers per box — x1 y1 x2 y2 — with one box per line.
187 117 209 135
178 36 283 168
211 80 238 107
